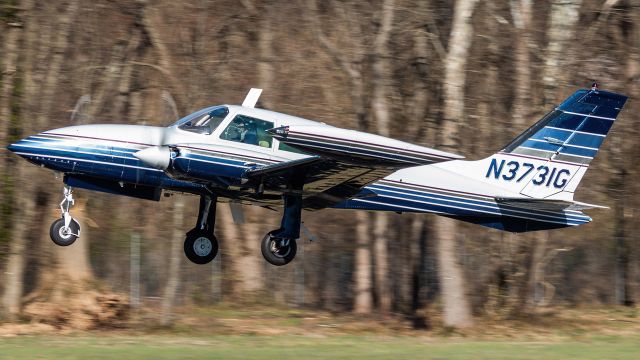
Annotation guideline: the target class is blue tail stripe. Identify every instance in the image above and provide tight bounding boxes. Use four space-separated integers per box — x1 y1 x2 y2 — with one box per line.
579 117 614 135
547 112 587 131
582 91 627 109
566 133 604 148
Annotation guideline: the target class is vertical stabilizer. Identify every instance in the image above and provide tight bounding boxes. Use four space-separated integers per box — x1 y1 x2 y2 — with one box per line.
456 88 627 200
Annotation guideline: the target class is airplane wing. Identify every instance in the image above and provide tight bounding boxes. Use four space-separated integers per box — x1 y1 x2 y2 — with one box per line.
243 125 464 209
268 125 463 166
244 156 404 209
495 197 608 211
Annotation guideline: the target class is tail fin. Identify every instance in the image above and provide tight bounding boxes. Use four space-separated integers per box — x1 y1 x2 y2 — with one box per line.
480 88 627 200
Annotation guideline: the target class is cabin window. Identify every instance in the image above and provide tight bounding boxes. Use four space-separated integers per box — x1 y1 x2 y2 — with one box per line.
278 141 308 154
176 106 229 135
220 115 273 148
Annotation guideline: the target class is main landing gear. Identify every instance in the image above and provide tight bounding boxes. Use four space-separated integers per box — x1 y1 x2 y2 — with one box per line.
184 195 219 264
260 194 302 266
184 193 302 266
47 185 301 267
49 186 81 246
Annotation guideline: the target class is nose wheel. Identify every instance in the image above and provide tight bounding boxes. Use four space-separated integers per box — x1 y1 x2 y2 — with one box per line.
183 195 219 265
50 217 80 246
49 186 81 246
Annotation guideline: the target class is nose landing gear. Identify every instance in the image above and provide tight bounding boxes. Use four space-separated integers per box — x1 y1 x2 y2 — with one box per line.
184 195 219 264
49 186 81 246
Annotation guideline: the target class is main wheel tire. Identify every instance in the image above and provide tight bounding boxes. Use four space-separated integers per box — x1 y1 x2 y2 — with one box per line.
184 231 218 265
49 218 80 246
261 231 297 266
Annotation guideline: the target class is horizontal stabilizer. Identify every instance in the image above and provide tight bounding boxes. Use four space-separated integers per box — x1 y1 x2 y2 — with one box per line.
495 197 607 211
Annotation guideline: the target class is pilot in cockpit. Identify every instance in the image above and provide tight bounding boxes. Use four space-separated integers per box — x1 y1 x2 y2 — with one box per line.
238 121 258 145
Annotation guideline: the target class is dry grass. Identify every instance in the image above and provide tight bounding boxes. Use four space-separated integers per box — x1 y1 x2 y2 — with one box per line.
2 304 639 342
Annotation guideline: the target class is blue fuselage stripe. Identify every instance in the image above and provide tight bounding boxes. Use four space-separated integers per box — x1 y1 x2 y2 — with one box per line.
365 184 589 224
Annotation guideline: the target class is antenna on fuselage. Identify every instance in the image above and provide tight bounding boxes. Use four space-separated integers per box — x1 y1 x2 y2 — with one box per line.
242 88 263 108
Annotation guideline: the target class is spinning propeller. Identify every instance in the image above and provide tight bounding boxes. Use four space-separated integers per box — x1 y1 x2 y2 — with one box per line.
133 91 179 170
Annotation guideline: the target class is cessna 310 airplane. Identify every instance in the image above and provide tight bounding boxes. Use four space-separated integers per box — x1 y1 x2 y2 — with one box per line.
7 86 627 266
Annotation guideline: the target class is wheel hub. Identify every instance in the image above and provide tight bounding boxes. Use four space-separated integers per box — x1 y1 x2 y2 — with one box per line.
269 237 291 258
193 237 212 257
58 226 72 239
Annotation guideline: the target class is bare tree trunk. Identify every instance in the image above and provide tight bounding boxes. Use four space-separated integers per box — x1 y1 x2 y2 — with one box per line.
510 0 532 128
258 7 275 109
542 0 582 106
435 217 473 327
139 4 188 113
370 0 395 314
373 213 391 313
440 0 479 149
371 0 394 138
1 167 35 319
435 0 478 329
0 23 20 146
162 197 184 325
409 215 429 329
406 21 432 324
34 0 79 129
0 10 24 319
220 205 264 296
353 211 373 313
622 1 640 305
408 23 430 142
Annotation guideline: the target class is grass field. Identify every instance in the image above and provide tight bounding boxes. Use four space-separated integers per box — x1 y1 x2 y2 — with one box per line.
1 306 639 359
1 334 640 360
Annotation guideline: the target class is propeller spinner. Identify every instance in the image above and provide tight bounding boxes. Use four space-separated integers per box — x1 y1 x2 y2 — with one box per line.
134 146 172 170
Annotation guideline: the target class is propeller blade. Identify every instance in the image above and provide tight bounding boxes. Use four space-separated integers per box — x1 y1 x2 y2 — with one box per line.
161 91 179 146
70 95 91 124
229 201 245 224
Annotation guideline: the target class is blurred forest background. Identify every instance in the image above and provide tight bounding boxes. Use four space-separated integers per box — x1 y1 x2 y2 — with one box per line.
0 0 638 331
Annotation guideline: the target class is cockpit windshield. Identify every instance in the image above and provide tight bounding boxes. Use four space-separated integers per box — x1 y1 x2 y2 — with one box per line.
172 106 229 135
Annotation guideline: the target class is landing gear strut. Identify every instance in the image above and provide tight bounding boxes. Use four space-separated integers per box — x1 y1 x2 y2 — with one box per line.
261 194 301 266
49 186 81 246
184 195 219 264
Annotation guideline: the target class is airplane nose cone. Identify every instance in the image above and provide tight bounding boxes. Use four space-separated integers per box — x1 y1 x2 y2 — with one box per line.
134 146 171 170
7 143 18 153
